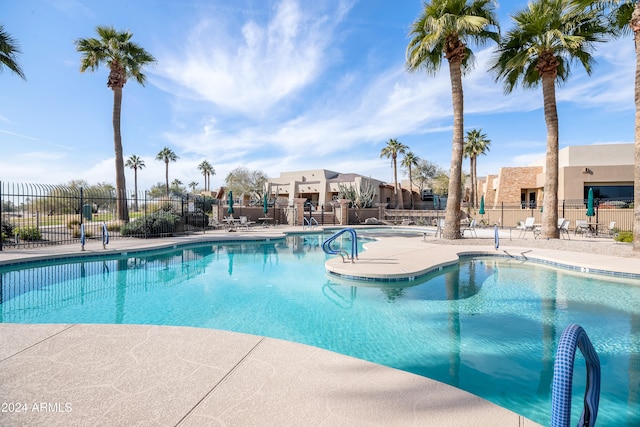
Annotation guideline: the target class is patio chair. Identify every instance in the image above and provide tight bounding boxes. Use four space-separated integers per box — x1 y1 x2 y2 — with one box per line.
238 216 255 231
575 220 590 236
559 219 570 240
461 219 477 238
607 221 617 237
209 217 224 230
517 217 536 238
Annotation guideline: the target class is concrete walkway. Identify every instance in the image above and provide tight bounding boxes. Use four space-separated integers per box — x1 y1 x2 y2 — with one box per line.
4 224 635 426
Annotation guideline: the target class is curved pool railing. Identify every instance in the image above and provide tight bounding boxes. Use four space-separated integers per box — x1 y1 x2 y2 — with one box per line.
322 228 358 263
551 323 601 427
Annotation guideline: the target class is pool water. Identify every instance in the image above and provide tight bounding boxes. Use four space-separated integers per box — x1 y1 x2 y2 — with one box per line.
1 233 639 426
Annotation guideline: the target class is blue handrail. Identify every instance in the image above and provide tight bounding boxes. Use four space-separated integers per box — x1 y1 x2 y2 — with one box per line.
551 323 601 427
322 228 358 263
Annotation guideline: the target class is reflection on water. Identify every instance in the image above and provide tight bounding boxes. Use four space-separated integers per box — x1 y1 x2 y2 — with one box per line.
1 238 639 426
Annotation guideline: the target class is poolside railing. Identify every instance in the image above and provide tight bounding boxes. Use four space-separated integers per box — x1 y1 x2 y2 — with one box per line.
322 228 358 263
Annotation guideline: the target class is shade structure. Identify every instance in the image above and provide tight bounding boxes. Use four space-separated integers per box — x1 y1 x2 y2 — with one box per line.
263 193 268 215
227 190 234 215
478 195 485 215
586 188 595 217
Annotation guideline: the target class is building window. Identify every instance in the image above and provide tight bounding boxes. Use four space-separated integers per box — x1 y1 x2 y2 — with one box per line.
584 185 633 200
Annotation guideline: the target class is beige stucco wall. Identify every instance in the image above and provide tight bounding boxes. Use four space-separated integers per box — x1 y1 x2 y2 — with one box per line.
560 165 634 200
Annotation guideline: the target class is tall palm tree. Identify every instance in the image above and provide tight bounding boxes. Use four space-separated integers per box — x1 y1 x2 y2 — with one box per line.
490 0 607 239
0 24 25 79
573 0 639 250
76 26 156 221
125 154 145 212
401 151 421 209
156 147 179 196
380 138 409 208
463 129 491 208
197 160 215 191
188 181 198 193
406 0 499 239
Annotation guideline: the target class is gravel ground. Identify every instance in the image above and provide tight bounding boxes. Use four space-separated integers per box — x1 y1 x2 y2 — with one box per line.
428 234 638 258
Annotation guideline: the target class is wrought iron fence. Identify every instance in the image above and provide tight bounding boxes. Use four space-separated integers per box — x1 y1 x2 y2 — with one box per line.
0 182 218 251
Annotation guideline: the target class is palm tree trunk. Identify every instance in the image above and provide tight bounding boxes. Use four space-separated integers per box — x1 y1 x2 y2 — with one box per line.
133 169 139 212
409 166 414 209
165 161 169 196
394 158 403 208
633 4 640 251
112 86 129 222
444 58 464 239
470 156 476 209
541 74 559 239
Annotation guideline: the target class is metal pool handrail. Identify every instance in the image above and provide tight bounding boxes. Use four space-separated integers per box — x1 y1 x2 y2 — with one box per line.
322 228 358 263
551 323 601 427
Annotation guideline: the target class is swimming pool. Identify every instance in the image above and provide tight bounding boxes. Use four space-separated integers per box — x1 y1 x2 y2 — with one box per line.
1 233 639 426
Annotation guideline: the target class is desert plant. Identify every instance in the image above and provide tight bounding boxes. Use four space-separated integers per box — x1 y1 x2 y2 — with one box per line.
120 211 180 237
614 231 633 243
1 220 14 239
67 218 80 229
15 226 41 241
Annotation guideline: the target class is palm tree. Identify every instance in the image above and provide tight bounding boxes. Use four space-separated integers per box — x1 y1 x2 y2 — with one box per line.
197 160 215 191
406 0 499 239
490 0 607 239
188 181 198 193
125 154 145 212
463 129 491 209
76 26 156 221
401 151 421 209
156 147 179 196
380 138 408 208
0 24 25 79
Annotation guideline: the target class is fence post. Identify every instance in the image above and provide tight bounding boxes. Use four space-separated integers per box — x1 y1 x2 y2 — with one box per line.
562 200 565 219
79 187 84 227
501 202 504 229
144 191 148 239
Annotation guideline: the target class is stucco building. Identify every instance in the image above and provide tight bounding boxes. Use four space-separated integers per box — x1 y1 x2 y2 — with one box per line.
478 143 634 208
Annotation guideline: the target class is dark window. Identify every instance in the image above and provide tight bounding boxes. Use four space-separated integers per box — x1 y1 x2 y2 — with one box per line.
584 185 633 200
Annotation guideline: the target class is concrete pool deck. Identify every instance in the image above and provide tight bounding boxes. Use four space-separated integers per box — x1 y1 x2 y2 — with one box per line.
1 224 637 426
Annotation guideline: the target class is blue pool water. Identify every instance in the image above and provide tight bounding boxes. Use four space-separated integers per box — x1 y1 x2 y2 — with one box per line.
1 233 639 426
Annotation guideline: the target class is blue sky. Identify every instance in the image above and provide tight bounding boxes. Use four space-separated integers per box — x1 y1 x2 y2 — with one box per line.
0 0 634 192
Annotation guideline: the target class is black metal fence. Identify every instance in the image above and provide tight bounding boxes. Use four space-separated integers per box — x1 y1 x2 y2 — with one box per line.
0 182 218 251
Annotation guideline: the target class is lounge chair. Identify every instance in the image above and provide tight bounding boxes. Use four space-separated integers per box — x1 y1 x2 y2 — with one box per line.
209 217 224 230
517 217 536 238
461 219 477 238
607 221 617 237
559 219 570 239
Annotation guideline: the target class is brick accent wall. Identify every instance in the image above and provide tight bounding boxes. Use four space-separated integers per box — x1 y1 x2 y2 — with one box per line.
493 166 542 206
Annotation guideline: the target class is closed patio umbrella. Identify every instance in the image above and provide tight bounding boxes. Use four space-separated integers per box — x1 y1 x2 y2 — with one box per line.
263 193 268 215
227 190 234 215
478 195 485 215
586 188 595 219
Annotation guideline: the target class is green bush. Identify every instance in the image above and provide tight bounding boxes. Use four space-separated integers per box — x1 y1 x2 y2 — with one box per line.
67 218 80 229
121 211 180 237
1 221 14 241
614 231 633 243
15 226 42 241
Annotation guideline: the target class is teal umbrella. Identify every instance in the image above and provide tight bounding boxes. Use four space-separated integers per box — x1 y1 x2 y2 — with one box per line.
586 188 595 218
263 193 268 215
478 195 485 215
227 190 234 215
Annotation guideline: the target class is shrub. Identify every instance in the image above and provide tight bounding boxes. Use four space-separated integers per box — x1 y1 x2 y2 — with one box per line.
71 226 93 239
120 211 180 237
1 221 14 240
15 226 42 241
67 218 80 229
614 231 633 243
